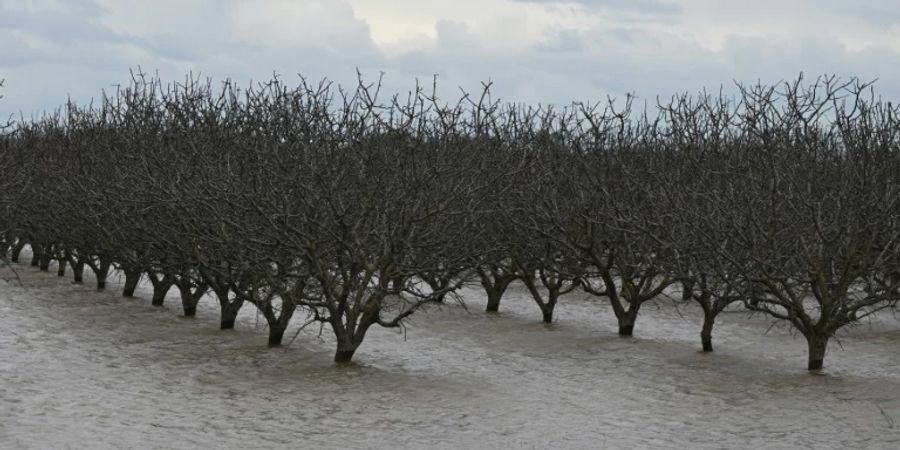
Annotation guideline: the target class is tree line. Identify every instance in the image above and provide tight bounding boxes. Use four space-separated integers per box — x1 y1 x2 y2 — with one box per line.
1 71 898 370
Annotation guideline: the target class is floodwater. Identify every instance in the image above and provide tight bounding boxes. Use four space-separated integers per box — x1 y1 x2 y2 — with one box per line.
1 260 899 449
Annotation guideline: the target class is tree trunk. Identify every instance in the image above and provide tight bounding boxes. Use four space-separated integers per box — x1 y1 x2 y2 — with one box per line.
72 261 85 284
122 270 141 297
806 334 828 371
334 344 357 363
617 312 637 336
178 282 194 315
334 349 356 363
681 279 694 302
30 249 40 267
219 301 242 329
332 317 364 363
701 308 715 352
261 301 296 347
177 281 205 317
10 240 26 263
220 312 237 329
150 276 174 307
151 291 169 306
480 270 516 313
268 327 286 348
485 289 503 312
91 258 111 290
57 259 67 277
39 250 51 271
541 308 554 324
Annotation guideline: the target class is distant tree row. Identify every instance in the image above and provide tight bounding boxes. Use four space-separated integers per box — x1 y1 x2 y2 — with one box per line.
1 72 898 370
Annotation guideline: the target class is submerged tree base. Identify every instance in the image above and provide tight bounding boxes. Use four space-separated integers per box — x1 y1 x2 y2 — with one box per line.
807 336 828 371
334 350 356 363
268 330 285 348
542 310 554 324
123 279 139 297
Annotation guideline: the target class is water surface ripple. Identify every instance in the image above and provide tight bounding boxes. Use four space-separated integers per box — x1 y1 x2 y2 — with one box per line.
2 263 899 449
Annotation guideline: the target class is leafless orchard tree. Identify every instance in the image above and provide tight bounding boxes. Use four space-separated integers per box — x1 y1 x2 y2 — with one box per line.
5 70 899 372
651 90 749 352
504 118 586 323
524 97 677 336
689 76 900 369
252 78 505 361
477 259 519 313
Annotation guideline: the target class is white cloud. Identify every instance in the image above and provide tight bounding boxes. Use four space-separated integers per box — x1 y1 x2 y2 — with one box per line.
231 0 373 51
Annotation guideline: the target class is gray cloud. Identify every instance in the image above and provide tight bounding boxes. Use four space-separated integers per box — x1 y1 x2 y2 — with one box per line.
512 0 681 15
2 0 900 120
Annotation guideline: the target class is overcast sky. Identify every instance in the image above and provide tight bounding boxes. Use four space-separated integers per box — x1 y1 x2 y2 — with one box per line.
2 0 900 119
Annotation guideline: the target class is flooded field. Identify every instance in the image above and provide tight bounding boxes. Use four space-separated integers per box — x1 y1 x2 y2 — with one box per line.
2 261 899 449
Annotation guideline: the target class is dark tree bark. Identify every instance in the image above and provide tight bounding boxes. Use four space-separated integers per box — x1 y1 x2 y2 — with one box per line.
71 260 85 284
479 264 518 313
806 333 828 371
176 278 207 317
541 309 554 324
685 276 743 353
30 245 40 267
518 264 580 324
617 310 638 336
268 328 286 348
332 315 373 363
700 307 715 352
38 246 51 271
122 268 141 297
220 304 239 329
10 240 26 263
681 278 694 302
262 301 296 347
86 256 112 290
231 279 300 348
485 289 504 312
210 285 243 329
582 258 672 337
334 348 356 363
148 272 174 306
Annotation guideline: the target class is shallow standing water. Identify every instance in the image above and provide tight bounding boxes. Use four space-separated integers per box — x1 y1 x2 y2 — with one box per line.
1 260 899 449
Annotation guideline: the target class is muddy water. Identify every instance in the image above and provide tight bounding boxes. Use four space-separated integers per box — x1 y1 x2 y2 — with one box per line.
1 261 899 449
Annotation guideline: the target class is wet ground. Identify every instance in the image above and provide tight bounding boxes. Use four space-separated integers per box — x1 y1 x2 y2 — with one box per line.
2 259 899 449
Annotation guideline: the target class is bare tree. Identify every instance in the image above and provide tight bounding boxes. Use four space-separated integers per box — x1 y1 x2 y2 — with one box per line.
8 69 900 373
698 76 900 369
